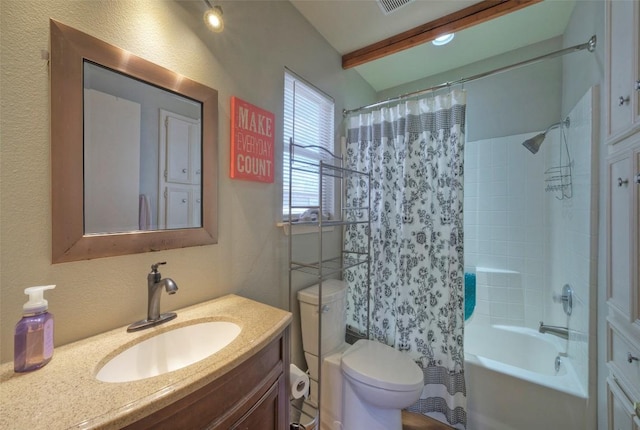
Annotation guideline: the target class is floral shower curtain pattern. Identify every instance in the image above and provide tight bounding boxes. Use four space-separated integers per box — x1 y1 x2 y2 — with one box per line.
343 90 467 429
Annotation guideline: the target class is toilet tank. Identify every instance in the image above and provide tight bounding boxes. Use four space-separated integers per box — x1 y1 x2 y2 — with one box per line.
297 279 347 356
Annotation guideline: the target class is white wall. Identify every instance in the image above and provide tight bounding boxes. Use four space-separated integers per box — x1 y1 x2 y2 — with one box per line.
559 2 605 428
0 0 376 364
544 87 597 398
378 37 563 142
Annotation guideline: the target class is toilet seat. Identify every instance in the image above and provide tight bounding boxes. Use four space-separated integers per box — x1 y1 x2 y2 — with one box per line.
341 340 424 392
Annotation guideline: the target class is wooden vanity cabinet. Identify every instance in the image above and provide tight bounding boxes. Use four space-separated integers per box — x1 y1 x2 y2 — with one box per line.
125 327 290 430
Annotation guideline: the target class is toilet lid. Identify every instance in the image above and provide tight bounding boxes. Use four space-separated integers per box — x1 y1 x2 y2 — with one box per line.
341 340 424 392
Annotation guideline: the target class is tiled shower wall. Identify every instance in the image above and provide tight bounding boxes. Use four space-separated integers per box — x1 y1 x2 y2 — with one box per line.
473 268 524 326
464 129 553 328
544 87 596 393
463 87 596 394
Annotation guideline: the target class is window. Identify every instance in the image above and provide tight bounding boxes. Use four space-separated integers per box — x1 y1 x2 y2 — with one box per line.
282 70 335 220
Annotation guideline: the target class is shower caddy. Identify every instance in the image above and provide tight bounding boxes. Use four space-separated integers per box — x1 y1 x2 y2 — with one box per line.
544 117 573 200
286 139 372 430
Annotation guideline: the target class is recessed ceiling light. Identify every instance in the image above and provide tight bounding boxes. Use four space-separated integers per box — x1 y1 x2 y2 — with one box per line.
203 3 224 33
432 33 455 46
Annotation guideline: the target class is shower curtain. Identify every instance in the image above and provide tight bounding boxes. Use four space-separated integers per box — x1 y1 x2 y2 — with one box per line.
344 89 467 429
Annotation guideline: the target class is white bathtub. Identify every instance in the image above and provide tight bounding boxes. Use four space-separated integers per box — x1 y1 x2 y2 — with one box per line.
464 322 588 430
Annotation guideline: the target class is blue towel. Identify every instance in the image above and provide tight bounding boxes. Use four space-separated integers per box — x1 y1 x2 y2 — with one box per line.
464 272 476 321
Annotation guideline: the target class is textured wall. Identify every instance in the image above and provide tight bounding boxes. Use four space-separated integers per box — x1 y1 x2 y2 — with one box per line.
0 0 375 364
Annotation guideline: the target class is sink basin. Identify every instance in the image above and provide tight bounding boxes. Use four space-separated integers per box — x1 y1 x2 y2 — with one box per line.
96 321 241 383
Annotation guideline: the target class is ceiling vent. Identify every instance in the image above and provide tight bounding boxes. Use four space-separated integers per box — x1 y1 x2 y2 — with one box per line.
377 0 415 15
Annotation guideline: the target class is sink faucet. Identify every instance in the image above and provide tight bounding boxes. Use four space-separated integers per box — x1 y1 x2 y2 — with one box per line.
538 321 569 340
128 262 179 332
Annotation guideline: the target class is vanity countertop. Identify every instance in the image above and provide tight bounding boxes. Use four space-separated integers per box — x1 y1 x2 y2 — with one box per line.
0 294 292 429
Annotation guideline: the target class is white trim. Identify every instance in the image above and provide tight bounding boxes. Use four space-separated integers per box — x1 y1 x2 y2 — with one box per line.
277 223 335 236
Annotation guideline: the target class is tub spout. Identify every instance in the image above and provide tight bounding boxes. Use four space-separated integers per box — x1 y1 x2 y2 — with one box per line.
539 321 569 340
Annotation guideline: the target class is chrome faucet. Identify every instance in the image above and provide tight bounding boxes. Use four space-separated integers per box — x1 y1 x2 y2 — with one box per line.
128 262 179 332
538 321 569 340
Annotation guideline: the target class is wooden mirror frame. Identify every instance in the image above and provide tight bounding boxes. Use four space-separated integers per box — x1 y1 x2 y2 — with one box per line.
50 20 218 263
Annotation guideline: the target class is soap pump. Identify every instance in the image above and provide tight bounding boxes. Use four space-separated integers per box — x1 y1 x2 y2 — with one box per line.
14 285 56 373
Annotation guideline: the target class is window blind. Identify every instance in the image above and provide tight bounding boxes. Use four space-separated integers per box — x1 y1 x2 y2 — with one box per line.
283 71 335 219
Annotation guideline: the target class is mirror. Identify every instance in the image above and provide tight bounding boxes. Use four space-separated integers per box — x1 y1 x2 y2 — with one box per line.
51 20 218 263
83 61 203 234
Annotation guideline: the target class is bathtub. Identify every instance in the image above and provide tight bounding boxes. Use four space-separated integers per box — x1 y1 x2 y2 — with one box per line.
464 322 588 430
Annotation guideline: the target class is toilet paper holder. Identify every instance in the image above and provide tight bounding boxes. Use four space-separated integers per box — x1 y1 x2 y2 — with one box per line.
289 363 310 400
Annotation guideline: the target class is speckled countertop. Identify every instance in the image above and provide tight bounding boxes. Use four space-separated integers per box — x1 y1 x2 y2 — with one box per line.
0 295 292 430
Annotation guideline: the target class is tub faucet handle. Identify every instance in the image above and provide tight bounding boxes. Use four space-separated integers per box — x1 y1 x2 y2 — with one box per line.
552 284 573 316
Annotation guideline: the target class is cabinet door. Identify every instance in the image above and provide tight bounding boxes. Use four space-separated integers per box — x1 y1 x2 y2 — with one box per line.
608 378 636 430
231 375 286 430
165 186 191 229
634 149 640 325
161 185 201 229
123 330 288 430
192 133 202 185
163 112 201 185
606 0 640 143
608 324 640 396
193 194 202 228
608 154 633 319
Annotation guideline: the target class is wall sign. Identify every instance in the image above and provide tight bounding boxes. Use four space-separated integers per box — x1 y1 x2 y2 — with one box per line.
230 96 274 183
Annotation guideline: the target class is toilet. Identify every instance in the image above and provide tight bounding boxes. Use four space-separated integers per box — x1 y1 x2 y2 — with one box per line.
298 280 424 430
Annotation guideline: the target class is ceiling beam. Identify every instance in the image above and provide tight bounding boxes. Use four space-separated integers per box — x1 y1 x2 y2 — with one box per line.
342 0 543 69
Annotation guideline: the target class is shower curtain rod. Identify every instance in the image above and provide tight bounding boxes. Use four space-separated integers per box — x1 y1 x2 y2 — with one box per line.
343 35 597 117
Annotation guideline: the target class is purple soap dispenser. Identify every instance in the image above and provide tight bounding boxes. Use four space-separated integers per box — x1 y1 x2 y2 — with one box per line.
14 285 56 372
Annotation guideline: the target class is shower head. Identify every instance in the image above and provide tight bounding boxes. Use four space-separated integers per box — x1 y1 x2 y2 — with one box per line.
522 117 570 154
522 133 546 154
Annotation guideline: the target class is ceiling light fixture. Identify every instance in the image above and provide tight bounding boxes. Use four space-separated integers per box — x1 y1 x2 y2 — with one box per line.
432 33 454 46
203 0 224 33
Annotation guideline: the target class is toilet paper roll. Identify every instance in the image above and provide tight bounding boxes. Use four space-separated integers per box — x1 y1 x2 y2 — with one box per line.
289 364 310 400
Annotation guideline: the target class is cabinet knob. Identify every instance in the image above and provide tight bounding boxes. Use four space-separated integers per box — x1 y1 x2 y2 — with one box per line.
636 80 640 91
182 168 188 173
629 353 639 363
635 173 640 184
618 177 629 187
181 198 187 203
618 96 631 106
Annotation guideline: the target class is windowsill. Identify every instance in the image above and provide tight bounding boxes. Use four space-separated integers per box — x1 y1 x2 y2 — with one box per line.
277 222 336 236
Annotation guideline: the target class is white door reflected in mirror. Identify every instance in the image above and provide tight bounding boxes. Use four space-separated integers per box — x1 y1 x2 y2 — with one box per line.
83 61 203 235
